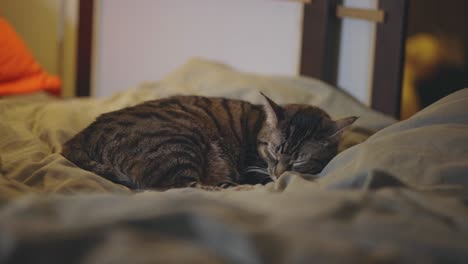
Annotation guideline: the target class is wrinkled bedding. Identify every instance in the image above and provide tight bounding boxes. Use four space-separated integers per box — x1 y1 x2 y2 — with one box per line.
1 59 468 263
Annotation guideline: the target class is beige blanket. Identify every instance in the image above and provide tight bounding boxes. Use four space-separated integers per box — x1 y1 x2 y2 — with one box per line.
1 59 467 263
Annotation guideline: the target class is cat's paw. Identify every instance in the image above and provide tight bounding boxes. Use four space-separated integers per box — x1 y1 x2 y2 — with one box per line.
217 181 238 189
188 181 200 188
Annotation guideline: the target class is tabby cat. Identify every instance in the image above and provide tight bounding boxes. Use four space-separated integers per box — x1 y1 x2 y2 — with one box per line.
62 93 356 190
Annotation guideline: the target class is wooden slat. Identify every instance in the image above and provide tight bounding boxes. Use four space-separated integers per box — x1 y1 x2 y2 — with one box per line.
371 0 409 118
300 0 342 86
336 6 385 23
76 0 94 96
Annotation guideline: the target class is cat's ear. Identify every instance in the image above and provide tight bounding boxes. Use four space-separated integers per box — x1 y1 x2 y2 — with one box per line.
329 116 358 138
260 92 284 127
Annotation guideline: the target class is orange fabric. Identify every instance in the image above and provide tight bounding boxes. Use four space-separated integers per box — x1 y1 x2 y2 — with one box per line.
0 17 61 96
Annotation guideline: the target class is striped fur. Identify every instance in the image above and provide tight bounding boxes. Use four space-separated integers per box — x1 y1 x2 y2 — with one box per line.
62 95 356 190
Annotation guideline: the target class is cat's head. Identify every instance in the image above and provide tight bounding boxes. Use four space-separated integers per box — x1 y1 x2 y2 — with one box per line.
257 92 357 179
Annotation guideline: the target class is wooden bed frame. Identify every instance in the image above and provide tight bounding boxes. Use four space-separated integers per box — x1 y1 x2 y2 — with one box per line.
76 0 408 118
300 0 409 118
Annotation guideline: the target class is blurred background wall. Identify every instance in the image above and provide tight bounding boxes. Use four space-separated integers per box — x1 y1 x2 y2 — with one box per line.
91 0 303 97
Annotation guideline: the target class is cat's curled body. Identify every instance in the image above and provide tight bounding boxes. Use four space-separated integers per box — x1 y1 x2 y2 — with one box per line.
62 94 356 190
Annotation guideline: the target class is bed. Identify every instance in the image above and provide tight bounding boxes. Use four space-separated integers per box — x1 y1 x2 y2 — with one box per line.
2 1 468 263
1 59 468 263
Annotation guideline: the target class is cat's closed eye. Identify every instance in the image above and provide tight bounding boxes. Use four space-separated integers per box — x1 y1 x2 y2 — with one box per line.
291 159 308 167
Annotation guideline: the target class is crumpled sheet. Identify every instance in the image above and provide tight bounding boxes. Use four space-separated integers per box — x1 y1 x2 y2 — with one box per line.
1 59 468 263
0 58 392 198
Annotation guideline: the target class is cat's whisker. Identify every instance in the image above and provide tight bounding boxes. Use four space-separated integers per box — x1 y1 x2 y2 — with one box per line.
246 166 265 169
246 168 270 175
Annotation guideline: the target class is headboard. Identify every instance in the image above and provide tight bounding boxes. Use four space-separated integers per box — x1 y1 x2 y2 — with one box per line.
76 0 408 118
300 0 409 118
